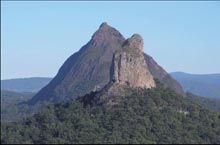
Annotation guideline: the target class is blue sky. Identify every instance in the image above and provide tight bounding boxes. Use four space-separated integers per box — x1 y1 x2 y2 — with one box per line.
1 1 220 79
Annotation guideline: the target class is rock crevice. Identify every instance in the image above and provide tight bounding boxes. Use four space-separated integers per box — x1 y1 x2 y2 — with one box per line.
111 34 156 89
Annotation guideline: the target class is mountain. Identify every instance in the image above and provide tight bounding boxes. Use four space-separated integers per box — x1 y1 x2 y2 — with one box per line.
2 32 220 144
170 72 220 99
1 77 52 93
29 22 184 105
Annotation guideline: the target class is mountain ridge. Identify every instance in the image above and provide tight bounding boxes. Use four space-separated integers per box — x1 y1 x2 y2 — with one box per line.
1 77 52 93
170 72 220 98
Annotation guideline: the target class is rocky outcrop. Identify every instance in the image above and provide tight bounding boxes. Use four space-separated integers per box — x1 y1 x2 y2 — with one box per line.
112 34 155 89
94 34 156 105
122 34 144 51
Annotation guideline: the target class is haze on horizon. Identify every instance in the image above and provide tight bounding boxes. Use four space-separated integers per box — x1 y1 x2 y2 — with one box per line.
1 1 220 80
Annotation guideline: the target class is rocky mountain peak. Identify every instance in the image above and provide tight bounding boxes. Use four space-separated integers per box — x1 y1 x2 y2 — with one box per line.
122 34 144 52
111 34 155 89
99 22 109 29
90 22 125 48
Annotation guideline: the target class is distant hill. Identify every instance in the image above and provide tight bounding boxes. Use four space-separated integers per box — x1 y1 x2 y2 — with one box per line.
170 72 220 99
1 77 52 92
1 90 34 98
186 92 220 112
1 90 36 121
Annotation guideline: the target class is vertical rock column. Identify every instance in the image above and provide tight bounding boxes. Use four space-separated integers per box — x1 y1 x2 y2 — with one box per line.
112 34 156 89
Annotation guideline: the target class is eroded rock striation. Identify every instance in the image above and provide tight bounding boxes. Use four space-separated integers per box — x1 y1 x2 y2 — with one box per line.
112 34 155 89
93 34 156 105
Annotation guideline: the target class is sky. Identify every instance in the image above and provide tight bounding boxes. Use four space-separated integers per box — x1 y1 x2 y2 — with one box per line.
1 1 220 80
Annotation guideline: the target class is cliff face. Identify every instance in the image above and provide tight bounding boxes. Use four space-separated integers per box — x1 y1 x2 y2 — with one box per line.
92 34 156 105
112 34 155 89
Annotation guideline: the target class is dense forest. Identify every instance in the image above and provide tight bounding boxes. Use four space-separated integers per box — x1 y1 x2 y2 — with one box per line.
1 90 36 121
186 92 220 112
1 84 220 144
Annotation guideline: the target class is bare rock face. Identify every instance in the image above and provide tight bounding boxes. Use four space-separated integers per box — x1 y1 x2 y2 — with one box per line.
122 34 144 51
95 34 156 105
112 34 156 89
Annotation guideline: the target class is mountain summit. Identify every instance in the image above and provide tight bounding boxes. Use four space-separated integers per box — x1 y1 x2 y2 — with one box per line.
90 22 125 49
29 23 184 105
122 34 144 51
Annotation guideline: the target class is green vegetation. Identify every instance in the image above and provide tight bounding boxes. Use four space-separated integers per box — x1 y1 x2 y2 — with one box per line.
1 85 220 144
186 92 220 112
1 90 34 98
1 90 36 122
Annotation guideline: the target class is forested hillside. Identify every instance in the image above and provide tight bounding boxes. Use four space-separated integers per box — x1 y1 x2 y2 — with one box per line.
2 85 220 144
